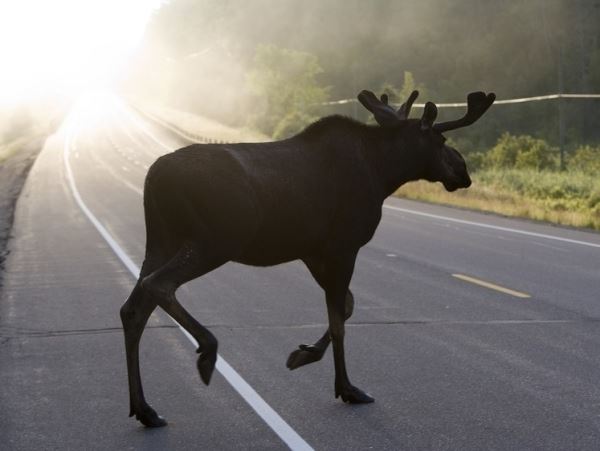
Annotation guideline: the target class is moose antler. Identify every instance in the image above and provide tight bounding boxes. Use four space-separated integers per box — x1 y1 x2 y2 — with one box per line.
357 90 400 126
357 90 420 126
433 92 496 133
397 90 419 120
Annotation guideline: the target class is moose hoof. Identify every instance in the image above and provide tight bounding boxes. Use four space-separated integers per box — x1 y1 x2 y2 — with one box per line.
135 406 168 428
286 344 325 370
197 350 217 385
336 385 375 404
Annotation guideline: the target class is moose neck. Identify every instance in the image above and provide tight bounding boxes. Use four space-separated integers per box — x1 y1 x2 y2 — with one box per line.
296 116 424 202
363 125 424 199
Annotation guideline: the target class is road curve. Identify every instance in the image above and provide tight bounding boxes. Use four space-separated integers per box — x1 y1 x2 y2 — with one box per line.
1 93 600 450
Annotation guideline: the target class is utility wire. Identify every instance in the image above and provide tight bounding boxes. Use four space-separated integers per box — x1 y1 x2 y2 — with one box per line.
322 93 600 108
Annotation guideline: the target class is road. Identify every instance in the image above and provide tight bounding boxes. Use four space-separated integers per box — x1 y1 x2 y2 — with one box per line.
2 92 600 450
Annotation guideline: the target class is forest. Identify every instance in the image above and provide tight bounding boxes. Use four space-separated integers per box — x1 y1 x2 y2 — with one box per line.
123 0 599 149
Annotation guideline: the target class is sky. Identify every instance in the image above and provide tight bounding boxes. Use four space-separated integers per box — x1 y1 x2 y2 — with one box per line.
0 0 162 106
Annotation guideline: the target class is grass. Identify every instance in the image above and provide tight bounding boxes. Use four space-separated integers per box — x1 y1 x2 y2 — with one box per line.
0 135 34 164
395 168 600 231
0 101 67 165
0 123 58 166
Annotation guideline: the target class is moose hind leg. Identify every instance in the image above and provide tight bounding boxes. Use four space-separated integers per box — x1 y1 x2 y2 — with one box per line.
120 281 167 427
142 241 224 386
160 299 218 386
286 289 354 370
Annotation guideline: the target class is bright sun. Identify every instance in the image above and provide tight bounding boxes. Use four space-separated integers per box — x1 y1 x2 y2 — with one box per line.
0 0 161 105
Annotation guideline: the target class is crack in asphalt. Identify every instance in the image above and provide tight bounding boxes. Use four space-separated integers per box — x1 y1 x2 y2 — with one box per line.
0 324 177 339
2 317 600 341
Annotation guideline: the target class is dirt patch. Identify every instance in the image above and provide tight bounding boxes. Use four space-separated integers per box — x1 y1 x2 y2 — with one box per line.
0 137 46 281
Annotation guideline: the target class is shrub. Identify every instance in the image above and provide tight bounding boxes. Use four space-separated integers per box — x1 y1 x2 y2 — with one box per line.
568 145 600 174
484 132 557 170
272 111 317 139
246 44 329 137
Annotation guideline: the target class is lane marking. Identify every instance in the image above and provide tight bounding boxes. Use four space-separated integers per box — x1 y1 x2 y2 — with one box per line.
83 137 143 196
63 114 313 451
113 99 172 151
384 205 600 249
452 273 531 298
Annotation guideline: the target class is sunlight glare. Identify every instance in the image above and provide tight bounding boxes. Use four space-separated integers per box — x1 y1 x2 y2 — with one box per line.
0 0 162 106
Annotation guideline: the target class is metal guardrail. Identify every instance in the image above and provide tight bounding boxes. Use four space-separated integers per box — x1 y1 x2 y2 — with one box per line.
131 104 232 144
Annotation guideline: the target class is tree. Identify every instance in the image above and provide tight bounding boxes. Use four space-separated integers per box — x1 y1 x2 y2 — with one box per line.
379 71 426 106
246 44 329 138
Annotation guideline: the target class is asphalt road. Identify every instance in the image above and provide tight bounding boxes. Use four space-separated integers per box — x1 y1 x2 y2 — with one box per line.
2 93 600 450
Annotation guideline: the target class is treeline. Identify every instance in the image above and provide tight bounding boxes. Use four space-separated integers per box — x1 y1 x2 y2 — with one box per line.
122 0 600 154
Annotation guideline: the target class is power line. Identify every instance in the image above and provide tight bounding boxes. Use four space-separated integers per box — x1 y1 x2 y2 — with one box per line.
322 93 600 108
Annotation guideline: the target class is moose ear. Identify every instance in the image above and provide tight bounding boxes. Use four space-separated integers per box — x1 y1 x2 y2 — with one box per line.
420 102 438 130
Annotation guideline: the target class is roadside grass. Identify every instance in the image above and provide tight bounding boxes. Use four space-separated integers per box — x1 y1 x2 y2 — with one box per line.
0 135 34 164
0 101 67 165
395 168 600 230
0 124 59 166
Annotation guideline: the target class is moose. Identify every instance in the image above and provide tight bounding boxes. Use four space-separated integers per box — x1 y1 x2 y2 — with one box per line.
120 88 495 427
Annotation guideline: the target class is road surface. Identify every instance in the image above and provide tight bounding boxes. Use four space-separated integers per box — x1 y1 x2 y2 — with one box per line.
2 92 600 450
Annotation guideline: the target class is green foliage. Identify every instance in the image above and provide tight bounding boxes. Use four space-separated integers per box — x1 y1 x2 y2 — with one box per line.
272 111 317 140
379 71 426 105
246 44 329 138
464 151 486 172
132 0 600 147
568 145 600 174
475 168 600 216
398 167 600 229
484 133 558 171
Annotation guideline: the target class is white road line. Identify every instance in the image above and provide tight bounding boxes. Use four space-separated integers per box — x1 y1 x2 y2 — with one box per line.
81 138 143 196
114 99 172 151
452 273 531 298
383 205 600 249
63 114 313 451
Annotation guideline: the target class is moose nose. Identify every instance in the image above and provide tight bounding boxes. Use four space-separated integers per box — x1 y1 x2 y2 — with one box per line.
463 175 472 188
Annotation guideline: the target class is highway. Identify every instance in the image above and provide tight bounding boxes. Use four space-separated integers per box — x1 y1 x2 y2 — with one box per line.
2 93 600 450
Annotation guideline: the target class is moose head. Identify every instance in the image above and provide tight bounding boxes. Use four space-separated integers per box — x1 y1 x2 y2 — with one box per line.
358 89 496 192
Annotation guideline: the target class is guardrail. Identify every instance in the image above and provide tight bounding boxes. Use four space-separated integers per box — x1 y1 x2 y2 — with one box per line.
131 104 232 144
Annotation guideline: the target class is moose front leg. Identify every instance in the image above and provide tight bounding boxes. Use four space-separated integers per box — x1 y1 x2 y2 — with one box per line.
324 254 373 404
286 290 354 370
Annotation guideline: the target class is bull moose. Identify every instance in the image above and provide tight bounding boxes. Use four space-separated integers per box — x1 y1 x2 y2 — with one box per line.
120 88 495 427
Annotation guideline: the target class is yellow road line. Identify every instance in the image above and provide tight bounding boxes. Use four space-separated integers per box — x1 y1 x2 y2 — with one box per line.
452 273 531 298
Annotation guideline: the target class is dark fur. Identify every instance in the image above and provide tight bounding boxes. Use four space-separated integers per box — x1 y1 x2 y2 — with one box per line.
120 94 491 427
